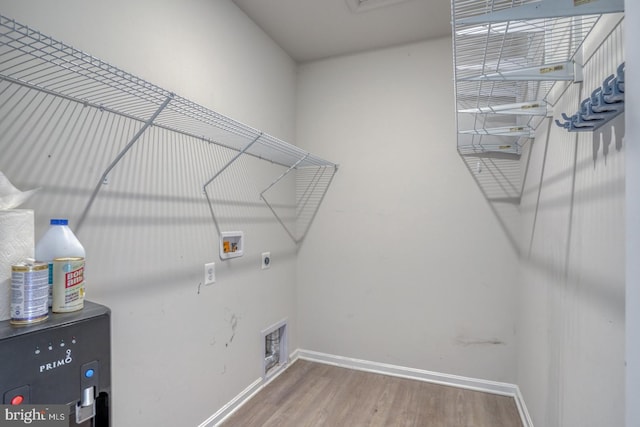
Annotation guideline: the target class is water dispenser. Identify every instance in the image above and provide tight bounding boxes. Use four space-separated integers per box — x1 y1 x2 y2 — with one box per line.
0 301 111 426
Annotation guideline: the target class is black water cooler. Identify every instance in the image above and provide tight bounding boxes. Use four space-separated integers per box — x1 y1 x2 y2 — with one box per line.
0 301 111 426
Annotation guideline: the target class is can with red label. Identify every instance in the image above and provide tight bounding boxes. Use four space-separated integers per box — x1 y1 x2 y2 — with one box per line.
10 262 49 325
52 257 85 313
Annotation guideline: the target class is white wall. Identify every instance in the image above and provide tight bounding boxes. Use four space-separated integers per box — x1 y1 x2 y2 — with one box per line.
517 15 625 427
626 1 639 426
0 1 298 426
295 15 627 427
0 2 631 426
295 39 520 383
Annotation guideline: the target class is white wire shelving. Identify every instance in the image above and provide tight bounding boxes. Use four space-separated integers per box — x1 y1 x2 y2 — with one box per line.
451 0 624 156
0 14 337 244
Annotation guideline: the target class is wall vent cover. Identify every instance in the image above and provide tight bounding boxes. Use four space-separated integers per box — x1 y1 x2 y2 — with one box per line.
261 319 288 379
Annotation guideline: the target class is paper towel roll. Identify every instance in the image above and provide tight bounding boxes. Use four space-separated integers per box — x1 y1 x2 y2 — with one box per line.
0 209 35 321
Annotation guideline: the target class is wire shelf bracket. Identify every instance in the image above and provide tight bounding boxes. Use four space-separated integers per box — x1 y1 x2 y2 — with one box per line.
260 156 338 244
461 61 582 82
458 100 551 116
458 143 523 155
459 125 536 138
259 155 308 244
202 134 263 237
76 93 175 232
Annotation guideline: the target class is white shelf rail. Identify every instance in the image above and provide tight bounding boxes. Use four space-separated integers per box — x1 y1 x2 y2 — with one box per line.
451 0 623 156
0 14 337 243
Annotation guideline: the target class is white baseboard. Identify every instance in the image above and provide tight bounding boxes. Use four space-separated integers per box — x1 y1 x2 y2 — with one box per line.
198 354 296 427
297 349 533 427
297 349 513 395
200 348 533 427
514 385 535 427
197 377 262 427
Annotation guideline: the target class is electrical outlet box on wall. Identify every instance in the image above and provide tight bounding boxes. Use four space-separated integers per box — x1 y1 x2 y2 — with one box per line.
220 231 244 260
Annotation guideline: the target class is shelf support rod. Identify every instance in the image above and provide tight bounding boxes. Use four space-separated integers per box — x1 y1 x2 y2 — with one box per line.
458 100 551 116
76 93 174 233
259 154 309 244
459 125 536 138
202 133 262 237
260 154 309 197
460 61 581 82
296 166 338 245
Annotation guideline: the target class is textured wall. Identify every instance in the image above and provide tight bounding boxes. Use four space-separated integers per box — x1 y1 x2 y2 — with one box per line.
626 2 640 426
0 1 299 426
517 15 625 427
295 38 520 383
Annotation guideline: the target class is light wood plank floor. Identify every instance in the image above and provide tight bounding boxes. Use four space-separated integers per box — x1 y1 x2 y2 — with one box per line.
221 360 523 427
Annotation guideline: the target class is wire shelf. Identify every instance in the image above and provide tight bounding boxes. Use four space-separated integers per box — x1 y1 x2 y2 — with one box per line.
451 0 620 156
0 14 338 243
0 14 337 170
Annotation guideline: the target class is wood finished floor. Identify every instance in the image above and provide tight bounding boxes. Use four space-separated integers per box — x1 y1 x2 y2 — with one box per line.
221 360 522 427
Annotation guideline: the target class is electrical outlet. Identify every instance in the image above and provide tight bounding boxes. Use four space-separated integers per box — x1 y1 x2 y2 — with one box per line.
204 262 216 285
261 252 271 270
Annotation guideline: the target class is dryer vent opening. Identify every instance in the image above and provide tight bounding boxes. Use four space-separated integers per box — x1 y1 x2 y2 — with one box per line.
262 320 288 379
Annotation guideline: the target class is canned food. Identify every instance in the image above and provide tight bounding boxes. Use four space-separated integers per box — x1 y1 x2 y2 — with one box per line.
10 262 49 326
52 257 85 313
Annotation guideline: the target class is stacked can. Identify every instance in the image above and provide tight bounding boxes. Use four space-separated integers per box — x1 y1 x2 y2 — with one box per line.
10 261 49 325
52 256 85 313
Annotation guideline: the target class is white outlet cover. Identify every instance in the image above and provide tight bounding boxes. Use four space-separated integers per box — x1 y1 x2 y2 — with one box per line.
204 262 215 285
261 252 271 270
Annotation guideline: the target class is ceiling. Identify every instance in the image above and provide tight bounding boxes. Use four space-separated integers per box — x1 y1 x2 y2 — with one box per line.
232 0 453 63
